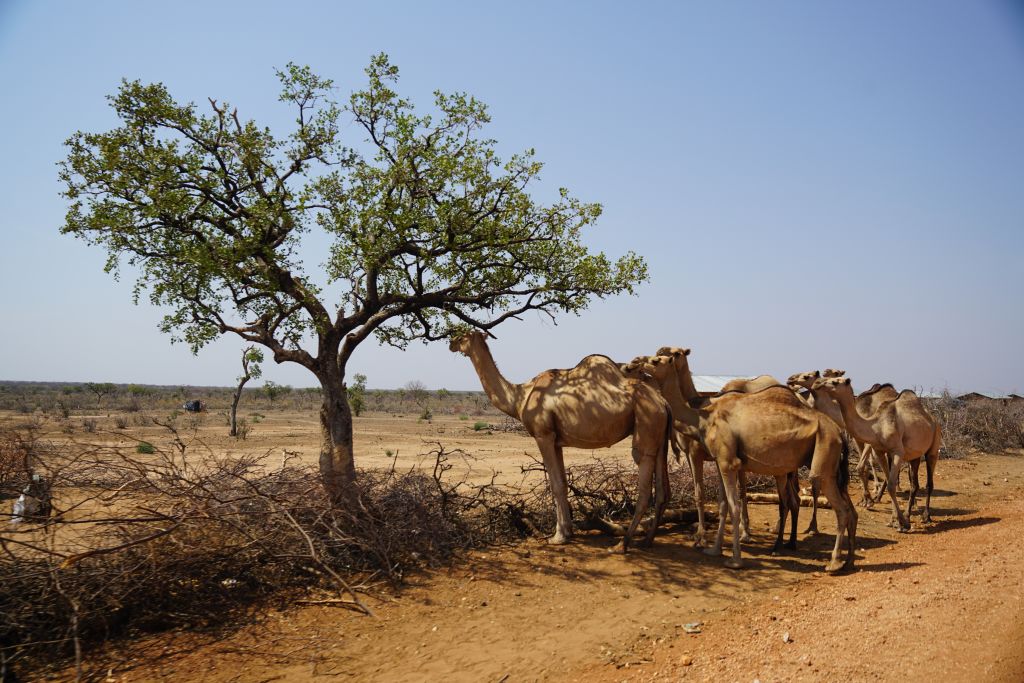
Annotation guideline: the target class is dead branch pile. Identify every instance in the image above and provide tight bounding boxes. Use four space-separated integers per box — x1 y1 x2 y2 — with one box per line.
928 392 1024 456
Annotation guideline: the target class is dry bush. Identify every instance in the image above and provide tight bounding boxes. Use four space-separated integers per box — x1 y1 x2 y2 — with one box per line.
928 392 1024 457
0 429 741 679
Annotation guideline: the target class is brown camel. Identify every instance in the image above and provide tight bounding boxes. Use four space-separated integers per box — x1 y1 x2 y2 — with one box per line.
822 368 846 378
450 331 672 550
629 355 857 571
810 377 941 531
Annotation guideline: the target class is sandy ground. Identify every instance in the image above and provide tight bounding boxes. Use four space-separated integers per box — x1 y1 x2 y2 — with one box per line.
7 410 1024 682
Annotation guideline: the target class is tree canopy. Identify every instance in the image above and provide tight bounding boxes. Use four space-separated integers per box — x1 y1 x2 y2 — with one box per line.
60 54 648 378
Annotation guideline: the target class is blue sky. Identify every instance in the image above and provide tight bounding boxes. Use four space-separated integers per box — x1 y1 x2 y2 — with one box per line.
1 1 1022 394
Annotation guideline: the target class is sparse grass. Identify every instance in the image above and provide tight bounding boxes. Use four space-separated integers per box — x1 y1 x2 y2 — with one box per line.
114 415 129 429
472 421 489 432
136 441 155 454
81 418 97 433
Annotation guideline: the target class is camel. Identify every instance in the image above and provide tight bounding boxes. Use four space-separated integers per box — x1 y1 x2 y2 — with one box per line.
720 374 787 394
810 377 941 531
629 354 858 571
450 331 672 550
787 371 896 507
652 347 752 546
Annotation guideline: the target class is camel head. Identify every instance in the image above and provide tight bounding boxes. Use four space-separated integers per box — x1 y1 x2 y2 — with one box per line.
787 370 820 390
655 346 693 379
448 330 487 356
822 368 846 378
622 355 672 385
810 375 854 400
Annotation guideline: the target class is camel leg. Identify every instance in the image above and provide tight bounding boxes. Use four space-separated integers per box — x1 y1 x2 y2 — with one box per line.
886 452 911 532
718 466 745 569
771 475 789 555
871 449 891 503
816 474 855 573
856 444 875 508
804 478 819 535
687 443 707 547
786 473 800 549
649 437 671 546
908 458 921 518
738 470 752 543
922 449 937 524
704 468 729 559
623 455 655 553
536 435 573 544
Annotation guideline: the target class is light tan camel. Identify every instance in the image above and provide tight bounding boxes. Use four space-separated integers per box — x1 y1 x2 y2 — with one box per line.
810 377 941 531
630 355 858 571
652 347 752 546
788 371 896 508
721 374 786 393
450 331 672 550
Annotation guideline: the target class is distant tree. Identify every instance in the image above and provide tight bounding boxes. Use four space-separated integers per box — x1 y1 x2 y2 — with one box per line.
404 380 429 408
261 381 291 406
84 382 116 403
436 388 450 401
348 373 368 417
59 55 646 505
127 384 153 397
230 346 263 437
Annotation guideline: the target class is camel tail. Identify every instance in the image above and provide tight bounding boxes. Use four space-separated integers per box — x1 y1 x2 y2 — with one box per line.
929 423 943 458
669 429 682 463
838 432 850 491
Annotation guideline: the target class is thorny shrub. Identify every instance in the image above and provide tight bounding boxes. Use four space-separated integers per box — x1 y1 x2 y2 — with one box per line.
928 392 1024 457
0 427 715 679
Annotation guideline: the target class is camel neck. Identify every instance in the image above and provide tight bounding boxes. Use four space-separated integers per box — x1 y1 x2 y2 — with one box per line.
810 391 847 429
657 367 705 435
466 338 525 419
674 363 700 403
832 391 879 445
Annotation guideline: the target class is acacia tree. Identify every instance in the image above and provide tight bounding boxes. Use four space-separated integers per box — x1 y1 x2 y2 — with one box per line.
230 345 263 437
60 55 647 506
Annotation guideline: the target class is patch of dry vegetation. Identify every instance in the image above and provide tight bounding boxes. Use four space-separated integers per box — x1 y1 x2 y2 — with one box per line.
0 425 707 679
928 392 1024 456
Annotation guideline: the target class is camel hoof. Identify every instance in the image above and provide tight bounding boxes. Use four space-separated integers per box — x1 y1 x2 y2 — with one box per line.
897 525 911 534
921 515 932 524
547 534 571 546
740 533 752 544
862 500 874 510
702 547 722 558
824 560 845 574
724 558 744 570
803 528 818 537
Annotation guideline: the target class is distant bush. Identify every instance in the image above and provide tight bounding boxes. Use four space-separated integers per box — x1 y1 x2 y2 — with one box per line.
929 391 1024 456
81 418 97 434
114 415 129 430
136 441 155 454
472 421 489 432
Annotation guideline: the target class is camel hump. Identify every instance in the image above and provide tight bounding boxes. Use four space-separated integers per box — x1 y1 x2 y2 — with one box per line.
860 382 895 398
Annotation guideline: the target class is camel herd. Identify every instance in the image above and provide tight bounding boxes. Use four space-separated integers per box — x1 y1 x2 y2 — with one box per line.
450 331 943 573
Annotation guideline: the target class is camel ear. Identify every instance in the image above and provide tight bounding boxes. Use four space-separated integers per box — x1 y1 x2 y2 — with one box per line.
683 348 691 356
813 370 821 378
843 377 851 386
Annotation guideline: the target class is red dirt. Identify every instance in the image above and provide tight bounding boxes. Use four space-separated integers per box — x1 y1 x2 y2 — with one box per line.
62 451 1024 683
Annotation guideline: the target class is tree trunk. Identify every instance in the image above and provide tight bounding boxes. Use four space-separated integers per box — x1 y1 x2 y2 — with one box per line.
319 380 358 508
229 381 244 437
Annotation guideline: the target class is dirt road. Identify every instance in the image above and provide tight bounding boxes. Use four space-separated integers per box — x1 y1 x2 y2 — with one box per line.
70 451 1024 683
